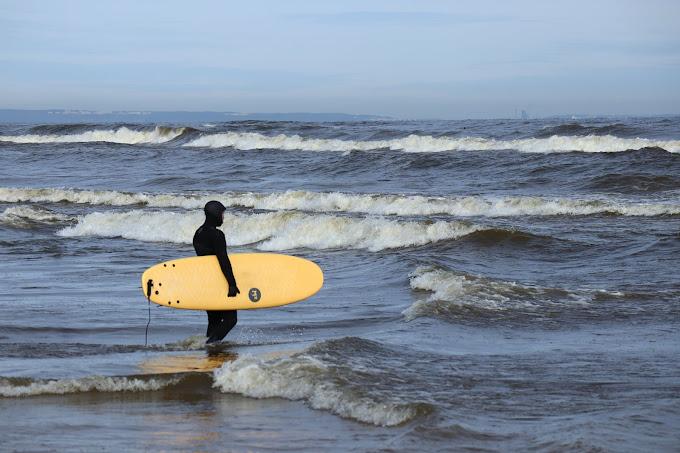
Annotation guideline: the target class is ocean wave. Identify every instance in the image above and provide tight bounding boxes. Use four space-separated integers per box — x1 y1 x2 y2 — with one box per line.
0 126 187 144
28 123 103 134
586 174 680 193
213 337 432 426
0 187 204 209
56 209 482 252
461 228 551 244
0 337 209 359
536 123 643 138
3 187 679 217
184 132 680 153
162 335 208 351
403 266 597 319
0 374 180 397
0 205 73 227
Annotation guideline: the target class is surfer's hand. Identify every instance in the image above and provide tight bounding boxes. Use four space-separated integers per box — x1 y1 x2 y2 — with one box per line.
228 285 240 297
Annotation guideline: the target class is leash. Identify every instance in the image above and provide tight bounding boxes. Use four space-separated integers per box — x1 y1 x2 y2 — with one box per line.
145 279 153 347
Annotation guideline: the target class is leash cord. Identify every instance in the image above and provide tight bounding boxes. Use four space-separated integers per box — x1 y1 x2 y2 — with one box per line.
145 279 153 347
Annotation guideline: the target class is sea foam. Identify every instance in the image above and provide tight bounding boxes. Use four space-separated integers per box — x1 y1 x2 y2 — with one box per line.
56 209 482 251
185 132 680 153
0 375 178 397
3 127 678 152
0 126 186 144
213 347 427 426
0 205 73 227
2 187 678 217
403 265 593 319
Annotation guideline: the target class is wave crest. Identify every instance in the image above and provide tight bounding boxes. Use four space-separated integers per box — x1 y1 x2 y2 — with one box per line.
0 187 201 209
0 126 187 144
213 338 432 426
403 266 597 319
3 187 679 217
0 205 73 227
0 375 180 397
185 132 680 153
56 209 482 252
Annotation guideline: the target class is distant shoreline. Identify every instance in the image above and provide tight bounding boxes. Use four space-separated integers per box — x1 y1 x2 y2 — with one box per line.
0 109 391 124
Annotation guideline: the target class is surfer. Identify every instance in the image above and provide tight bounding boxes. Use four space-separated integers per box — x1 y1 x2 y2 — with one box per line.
193 200 240 343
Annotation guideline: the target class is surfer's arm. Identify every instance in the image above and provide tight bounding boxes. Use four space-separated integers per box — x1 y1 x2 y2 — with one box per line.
214 230 238 288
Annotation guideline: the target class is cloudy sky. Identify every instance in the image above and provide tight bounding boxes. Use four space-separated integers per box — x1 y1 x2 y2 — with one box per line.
1 0 679 118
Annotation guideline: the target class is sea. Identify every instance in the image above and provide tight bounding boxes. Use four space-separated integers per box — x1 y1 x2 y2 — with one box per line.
0 116 679 452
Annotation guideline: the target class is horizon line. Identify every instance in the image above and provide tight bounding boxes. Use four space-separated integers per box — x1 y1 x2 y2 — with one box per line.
1 108 679 123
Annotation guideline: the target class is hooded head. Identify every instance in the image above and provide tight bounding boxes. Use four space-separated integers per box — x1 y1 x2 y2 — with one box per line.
204 200 226 227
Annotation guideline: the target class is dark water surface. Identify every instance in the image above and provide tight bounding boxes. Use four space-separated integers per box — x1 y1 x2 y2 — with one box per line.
1 117 679 451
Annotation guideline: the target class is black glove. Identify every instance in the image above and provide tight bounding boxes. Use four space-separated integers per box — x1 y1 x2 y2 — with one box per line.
228 285 240 297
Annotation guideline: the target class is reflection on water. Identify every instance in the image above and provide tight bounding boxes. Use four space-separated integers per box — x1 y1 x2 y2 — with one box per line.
139 350 239 375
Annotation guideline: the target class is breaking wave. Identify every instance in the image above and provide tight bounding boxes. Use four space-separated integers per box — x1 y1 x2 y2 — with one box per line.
185 132 680 153
3 187 679 217
213 337 433 426
0 187 198 208
0 126 187 144
0 205 73 227
403 266 607 319
56 209 482 252
0 374 181 397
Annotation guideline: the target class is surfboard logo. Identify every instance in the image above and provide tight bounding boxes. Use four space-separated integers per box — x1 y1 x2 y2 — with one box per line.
248 288 261 302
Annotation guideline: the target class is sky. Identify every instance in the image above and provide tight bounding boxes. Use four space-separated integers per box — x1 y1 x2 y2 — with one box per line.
1 0 679 119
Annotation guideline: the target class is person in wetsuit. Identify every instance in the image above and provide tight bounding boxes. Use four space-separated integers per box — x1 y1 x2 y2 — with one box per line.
193 200 240 343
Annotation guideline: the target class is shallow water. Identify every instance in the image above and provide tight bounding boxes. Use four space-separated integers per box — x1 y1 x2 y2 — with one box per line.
1 117 679 451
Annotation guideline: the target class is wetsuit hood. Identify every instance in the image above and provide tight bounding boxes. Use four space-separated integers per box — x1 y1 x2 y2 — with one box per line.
204 200 226 227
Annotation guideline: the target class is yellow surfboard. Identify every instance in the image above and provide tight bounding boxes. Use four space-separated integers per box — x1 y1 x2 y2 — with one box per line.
141 253 323 310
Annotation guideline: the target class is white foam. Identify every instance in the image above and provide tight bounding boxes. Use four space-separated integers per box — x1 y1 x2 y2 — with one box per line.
3 187 678 217
0 187 204 209
0 126 186 144
404 267 531 315
163 335 207 350
56 209 481 252
403 266 591 318
0 205 73 226
185 132 680 153
223 191 680 217
213 354 419 426
0 375 176 397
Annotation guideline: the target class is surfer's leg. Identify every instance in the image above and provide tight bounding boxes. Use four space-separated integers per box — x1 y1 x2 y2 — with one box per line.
224 310 237 334
206 310 237 343
206 310 220 338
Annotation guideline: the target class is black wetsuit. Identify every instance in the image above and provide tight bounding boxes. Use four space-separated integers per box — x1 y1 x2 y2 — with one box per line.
193 204 239 343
